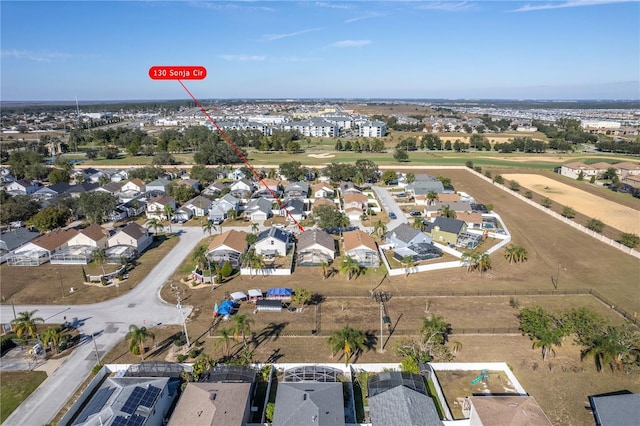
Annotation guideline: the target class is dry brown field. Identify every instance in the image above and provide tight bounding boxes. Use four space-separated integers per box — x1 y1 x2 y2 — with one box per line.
503 173 640 234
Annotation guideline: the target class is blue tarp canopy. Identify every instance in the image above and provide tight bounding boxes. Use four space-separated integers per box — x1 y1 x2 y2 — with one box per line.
217 300 235 315
266 288 292 297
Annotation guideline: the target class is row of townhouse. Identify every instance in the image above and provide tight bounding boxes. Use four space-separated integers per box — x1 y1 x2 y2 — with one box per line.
558 161 640 180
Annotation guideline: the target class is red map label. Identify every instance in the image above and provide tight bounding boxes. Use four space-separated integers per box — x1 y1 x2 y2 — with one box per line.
149 66 207 80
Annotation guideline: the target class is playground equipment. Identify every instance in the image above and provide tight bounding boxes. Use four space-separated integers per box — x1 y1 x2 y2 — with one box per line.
470 369 489 385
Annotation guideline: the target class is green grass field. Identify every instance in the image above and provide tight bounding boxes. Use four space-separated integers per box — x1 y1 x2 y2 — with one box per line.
0 371 48 423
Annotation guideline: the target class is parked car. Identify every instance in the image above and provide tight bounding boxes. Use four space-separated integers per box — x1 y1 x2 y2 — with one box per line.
409 211 422 216
388 212 397 220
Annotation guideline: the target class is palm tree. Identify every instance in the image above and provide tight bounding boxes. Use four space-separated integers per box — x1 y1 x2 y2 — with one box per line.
340 256 362 280
41 326 68 355
461 251 480 273
125 324 155 360
581 325 640 372
402 255 416 277
326 326 368 365
227 208 238 220
192 245 208 277
372 220 387 240
320 260 328 280
11 310 44 339
438 204 456 219
406 173 416 184
146 217 164 236
420 315 451 345
504 244 528 264
427 190 438 206
251 222 259 235
532 330 563 362
215 327 233 358
413 215 425 231
232 314 254 348
477 253 492 276
93 248 108 276
202 220 217 239
164 204 175 233
452 341 462 356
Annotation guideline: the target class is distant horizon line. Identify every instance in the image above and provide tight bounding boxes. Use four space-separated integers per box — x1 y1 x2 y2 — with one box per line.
2 97 639 105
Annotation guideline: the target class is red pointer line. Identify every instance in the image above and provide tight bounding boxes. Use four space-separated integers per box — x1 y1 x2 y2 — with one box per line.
177 80 305 232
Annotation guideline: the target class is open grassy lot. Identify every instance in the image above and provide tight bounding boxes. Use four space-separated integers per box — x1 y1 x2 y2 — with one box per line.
0 235 178 305
0 371 48 423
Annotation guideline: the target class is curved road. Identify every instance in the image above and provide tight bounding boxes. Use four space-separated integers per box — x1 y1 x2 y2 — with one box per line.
1 225 206 426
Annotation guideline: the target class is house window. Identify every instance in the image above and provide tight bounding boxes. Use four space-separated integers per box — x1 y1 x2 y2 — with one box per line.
270 240 274 245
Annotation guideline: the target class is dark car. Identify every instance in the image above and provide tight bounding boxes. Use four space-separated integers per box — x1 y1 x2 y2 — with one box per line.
409 211 422 216
388 212 397 220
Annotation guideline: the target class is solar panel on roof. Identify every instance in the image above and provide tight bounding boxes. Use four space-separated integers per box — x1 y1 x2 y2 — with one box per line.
140 385 161 407
112 414 146 426
121 386 145 414
72 387 115 424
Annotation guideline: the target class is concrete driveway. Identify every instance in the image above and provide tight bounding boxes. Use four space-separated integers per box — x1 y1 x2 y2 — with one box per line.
371 185 407 230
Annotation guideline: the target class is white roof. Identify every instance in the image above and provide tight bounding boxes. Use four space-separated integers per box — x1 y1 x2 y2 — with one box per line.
248 289 262 297
230 291 247 301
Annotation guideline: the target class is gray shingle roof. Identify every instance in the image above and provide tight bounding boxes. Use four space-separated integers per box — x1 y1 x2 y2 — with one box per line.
386 223 421 244
272 382 345 426
297 229 334 251
590 393 640 426
432 216 466 234
369 386 442 426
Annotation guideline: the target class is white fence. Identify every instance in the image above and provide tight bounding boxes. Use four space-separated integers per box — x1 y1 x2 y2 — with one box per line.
466 168 640 259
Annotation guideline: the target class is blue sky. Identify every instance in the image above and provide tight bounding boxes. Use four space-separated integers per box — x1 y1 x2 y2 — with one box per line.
1 0 639 101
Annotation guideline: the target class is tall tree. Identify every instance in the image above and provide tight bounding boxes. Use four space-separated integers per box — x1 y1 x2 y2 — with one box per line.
78 192 117 224
518 306 567 361
232 314 254 349
125 325 155 360
340 256 363 280
146 218 164 235
326 326 368 365
11 310 44 339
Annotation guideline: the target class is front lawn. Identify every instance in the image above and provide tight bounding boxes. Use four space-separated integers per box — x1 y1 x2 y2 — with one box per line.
0 371 48 423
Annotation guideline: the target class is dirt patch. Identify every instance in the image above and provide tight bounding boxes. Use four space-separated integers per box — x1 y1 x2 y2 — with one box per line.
503 173 640 234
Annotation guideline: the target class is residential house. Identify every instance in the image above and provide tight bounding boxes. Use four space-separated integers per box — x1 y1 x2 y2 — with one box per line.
168 381 253 426
70 376 179 426
121 178 146 195
313 183 335 198
435 193 460 203
589 392 640 426
146 177 172 194
209 194 241 223
296 229 336 266
230 178 253 199
10 229 78 265
284 181 310 199
272 382 345 426
66 224 108 249
175 178 200 191
207 229 248 268
281 199 305 224
244 198 272 222
66 182 100 198
424 216 467 245
78 167 103 184
468 396 552 426
109 169 129 182
32 182 71 201
0 228 40 255
0 167 15 183
146 195 176 220
182 195 213 217
559 162 609 180
95 181 124 197
173 206 193 223
201 181 227 197
424 201 472 219
615 161 640 177
406 175 445 198
343 229 380 267
5 179 41 195
312 198 337 212
343 192 368 221
385 223 432 249
455 212 484 230
107 222 153 253
227 167 246 181
254 227 290 257
367 371 442 426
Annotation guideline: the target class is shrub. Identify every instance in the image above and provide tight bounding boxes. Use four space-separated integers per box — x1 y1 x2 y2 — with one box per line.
474 166 482 173
0 335 17 355
484 171 492 179
561 206 576 218
509 297 520 309
176 354 187 363
265 402 275 422
189 348 200 358
465 160 474 169
586 218 604 233
619 232 640 248
494 175 504 184
524 191 533 199
220 261 233 278
91 364 103 375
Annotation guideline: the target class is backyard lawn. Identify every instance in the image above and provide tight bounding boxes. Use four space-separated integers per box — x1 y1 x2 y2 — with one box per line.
0 371 48 423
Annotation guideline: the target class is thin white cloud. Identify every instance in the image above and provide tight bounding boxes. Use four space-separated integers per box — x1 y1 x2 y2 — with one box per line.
330 40 372 48
510 0 634 12
188 1 276 13
1 49 72 62
345 12 382 23
218 54 266 61
261 28 324 42
280 56 322 63
415 1 475 11
315 1 355 9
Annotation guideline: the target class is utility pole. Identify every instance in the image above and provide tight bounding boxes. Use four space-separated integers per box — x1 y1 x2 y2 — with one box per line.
371 291 392 352
58 269 65 298
175 289 191 347
92 334 101 366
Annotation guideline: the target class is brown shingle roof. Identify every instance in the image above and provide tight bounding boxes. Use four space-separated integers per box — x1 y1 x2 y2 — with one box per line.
436 193 460 202
343 193 368 204
469 396 552 426
78 223 106 242
208 229 248 253
149 195 175 206
312 198 337 210
130 178 145 188
32 229 78 251
455 212 483 224
343 229 377 251
119 223 147 240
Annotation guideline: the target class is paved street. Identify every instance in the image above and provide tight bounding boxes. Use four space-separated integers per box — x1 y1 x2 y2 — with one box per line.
0 225 205 426
371 185 407 229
